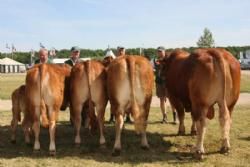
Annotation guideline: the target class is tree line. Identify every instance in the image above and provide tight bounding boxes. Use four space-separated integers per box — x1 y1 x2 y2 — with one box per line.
0 46 250 65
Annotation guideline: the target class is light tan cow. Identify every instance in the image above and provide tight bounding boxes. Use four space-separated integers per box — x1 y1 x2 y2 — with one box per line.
107 55 154 156
23 64 71 155
10 85 26 143
70 60 108 147
160 48 241 159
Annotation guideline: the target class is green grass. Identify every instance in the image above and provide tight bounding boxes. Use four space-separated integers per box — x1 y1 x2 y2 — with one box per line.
0 71 249 99
0 105 249 167
0 73 25 99
240 72 250 93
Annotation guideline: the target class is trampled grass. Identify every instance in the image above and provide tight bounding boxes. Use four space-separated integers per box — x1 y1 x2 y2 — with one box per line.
0 105 249 167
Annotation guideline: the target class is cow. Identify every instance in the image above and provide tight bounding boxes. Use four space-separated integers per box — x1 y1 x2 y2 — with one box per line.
160 48 240 159
70 60 108 147
10 85 26 143
10 85 48 145
107 55 154 156
23 64 71 155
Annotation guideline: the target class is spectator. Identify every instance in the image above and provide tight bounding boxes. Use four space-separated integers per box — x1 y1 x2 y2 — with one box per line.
34 48 52 64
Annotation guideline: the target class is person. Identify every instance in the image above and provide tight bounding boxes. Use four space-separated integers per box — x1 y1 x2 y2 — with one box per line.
103 49 116 67
64 46 84 126
34 48 53 64
64 46 81 66
117 46 126 57
153 46 176 124
102 49 116 123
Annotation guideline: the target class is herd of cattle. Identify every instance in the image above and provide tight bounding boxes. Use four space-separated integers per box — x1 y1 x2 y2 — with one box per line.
10 48 240 160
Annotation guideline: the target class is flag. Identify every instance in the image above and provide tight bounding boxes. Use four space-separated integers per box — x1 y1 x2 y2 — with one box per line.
12 44 16 52
6 43 10 49
39 42 45 48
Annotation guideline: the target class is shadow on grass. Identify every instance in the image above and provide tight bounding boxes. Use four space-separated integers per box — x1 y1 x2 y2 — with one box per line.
0 121 202 165
238 136 250 141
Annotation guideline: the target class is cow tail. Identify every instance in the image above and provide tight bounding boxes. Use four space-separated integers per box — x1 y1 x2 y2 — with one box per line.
127 57 142 133
39 65 49 128
212 50 229 116
85 61 98 132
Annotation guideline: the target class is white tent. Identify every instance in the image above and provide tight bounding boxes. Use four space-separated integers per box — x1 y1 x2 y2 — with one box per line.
0 57 26 73
52 58 91 64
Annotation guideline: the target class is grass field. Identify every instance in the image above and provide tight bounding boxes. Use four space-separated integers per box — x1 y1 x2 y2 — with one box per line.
0 105 249 167
0 71 249 99
0 73 25 99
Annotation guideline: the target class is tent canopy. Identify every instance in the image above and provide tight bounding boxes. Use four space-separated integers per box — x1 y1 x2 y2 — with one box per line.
0 57 24 65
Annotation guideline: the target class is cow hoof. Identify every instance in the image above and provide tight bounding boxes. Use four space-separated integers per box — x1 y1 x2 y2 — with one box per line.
193 150 204 160
191 130 197 136
141 145 150 150
112 149 121 156
49 150 56 156
178 131 185 136
11 140 16 144
220 147 230 154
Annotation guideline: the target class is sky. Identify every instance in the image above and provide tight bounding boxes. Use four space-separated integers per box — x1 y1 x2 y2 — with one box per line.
0 0 249 52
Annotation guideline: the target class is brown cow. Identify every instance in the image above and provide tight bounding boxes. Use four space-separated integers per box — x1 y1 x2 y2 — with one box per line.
23 64 71 155
107 55 154 156
10 85 26 143
70 60 108 147
160 48 240 159
10 85 48 144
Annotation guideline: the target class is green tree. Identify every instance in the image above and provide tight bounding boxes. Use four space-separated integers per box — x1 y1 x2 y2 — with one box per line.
197 28 215 48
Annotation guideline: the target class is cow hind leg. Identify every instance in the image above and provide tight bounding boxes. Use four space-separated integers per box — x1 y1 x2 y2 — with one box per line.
191 115 197 136
219 101 231 154
112 107 124 156
193 108 207 160
10 115 19 143
140 115 149 150
48 106 57 155
33 106 40 151
176 108 185 135
21 116 32 145
96 104 106 148
73 104 83 146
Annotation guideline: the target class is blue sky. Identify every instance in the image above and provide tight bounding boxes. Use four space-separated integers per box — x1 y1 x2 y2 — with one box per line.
0 0 249 52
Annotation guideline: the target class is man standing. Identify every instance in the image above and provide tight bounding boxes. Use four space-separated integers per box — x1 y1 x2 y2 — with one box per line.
117 46 126 57
64 46 81 66
153 46 176 124
34 48 53 64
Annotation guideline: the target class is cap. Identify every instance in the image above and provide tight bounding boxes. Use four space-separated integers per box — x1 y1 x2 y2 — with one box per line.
104 50 116 59
71 46 81 52
117 46 125 50
157 46 165 52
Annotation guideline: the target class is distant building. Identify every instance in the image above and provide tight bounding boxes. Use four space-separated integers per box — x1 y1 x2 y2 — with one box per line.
52 58 91 64
239 50 250 70
0 57 26 73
